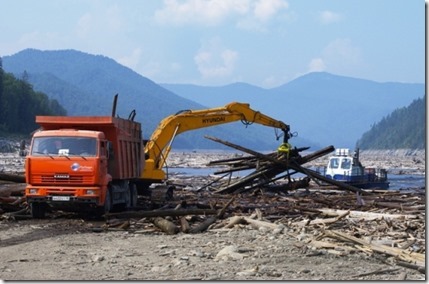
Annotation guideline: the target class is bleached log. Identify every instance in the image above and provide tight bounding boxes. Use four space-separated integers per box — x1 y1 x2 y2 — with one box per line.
293 210 350 227
152 217 179 235
318 208 418 220
323 230 425 268
224 216 245 228
242 216 279 230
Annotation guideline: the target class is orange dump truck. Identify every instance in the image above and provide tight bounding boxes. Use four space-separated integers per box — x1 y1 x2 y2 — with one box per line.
25 115 144 218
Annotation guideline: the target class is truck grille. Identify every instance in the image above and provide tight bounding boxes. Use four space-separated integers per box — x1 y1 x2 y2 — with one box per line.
33 175 92 184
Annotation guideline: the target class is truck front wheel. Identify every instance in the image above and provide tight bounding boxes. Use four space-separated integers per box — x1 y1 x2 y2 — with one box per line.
31 202 47 219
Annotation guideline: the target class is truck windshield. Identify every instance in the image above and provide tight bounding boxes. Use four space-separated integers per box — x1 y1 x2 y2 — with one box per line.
31 137 97 157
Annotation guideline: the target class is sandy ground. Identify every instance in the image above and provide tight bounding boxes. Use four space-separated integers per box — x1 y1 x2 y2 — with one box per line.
0 144 426 281
0 217 424 281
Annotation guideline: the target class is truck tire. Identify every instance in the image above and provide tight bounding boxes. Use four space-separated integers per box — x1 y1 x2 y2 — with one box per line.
104 189 112 214
31 202 47 219
130 184 138 208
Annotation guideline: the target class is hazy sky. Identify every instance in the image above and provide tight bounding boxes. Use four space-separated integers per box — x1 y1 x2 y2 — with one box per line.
0 0 425 87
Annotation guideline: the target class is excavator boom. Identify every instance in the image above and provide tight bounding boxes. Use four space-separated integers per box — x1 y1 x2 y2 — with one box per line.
142 102 291 183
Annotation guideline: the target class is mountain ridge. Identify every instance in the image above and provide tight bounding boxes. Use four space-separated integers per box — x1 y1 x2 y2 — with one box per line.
162 72 424 148
3 48 424 150
3 48 298 151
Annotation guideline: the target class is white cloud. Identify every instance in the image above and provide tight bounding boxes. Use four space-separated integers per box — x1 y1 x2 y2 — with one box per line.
323 38 361 66
308 58 326 72
253 0 288 22
76 13 92 38
194 38 238 79
318 10 342 24
307 38 361 75
154 0 248 25
75 5 123 39
117 48 142 70
154 0 288 26
105 5 123 33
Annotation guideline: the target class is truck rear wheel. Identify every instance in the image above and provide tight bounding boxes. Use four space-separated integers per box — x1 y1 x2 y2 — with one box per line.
130 184 138 208
31 202 47 219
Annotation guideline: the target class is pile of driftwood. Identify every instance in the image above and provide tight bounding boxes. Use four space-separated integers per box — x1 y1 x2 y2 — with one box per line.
0 173 26 217
102 137 425 274
103 187 425 274
0 138 425 275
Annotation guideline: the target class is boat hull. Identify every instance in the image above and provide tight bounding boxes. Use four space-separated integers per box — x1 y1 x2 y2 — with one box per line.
325 174 390 189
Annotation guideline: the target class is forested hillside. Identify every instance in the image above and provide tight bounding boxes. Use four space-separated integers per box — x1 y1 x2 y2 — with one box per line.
0 59 66 135
356 97 425 149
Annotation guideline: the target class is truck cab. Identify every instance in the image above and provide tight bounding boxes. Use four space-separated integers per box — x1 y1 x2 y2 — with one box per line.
25 115 143 218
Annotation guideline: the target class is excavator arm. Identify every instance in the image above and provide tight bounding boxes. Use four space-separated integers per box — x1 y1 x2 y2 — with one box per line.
142 102 291 183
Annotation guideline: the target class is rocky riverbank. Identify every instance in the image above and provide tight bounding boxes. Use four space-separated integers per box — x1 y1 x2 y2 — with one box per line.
0 140 426 281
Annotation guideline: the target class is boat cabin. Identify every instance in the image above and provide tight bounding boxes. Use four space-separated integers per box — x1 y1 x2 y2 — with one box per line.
324 148 389 188
325 148 364 181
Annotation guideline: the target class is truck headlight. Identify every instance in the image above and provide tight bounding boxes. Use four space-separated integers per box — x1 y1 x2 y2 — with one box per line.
29 188 38 194
86 189 96 195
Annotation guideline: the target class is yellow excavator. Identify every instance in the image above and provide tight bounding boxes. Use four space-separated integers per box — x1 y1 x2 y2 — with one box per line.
141 102 292 187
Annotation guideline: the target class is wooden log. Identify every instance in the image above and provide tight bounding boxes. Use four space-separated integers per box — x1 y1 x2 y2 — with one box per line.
0 183 26 196
293 210 350 227
195 173 230 192
323 230 425 267
204 135 364 194
151 217 179 235
224 215 245 228
242 217 279 230
0 173 25 183
317 208 418 220
180 217 190 233
188 216 217 234
188 197 235 234
396 260 426 274
214 165 280 194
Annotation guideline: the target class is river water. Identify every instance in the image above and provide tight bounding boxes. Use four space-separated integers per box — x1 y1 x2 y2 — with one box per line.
166 167 426 191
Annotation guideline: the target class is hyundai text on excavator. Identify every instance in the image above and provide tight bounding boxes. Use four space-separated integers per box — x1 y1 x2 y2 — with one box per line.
25 95 292 218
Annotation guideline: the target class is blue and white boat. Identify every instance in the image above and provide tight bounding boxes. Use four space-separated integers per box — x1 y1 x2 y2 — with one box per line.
322 148 390 189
